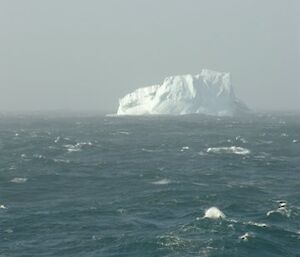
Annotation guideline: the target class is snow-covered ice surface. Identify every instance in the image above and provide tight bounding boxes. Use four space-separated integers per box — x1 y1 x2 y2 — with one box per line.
117 69 249 116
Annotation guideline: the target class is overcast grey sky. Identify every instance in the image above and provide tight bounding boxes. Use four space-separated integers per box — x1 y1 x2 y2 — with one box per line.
0 0 299 112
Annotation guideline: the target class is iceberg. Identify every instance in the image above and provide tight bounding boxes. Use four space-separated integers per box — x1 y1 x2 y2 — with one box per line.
117 69 249 116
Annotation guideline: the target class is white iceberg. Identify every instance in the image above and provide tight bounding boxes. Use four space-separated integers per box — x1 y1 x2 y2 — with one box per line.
117 69 249 116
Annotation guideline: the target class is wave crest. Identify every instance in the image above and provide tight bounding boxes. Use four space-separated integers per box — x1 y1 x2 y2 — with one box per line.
207 146 250 155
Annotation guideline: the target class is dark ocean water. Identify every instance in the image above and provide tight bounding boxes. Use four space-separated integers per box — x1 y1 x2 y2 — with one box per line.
0 113 300 257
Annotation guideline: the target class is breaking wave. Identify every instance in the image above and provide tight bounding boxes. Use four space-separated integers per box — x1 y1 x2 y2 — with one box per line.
10 177 28 183
207 146 251 155
151 179 171 185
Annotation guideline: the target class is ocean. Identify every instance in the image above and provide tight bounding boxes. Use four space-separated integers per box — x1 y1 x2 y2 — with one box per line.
0 113 299 257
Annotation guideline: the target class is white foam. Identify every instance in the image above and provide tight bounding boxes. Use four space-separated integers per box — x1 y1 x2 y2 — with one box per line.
64 144 81 152
53 159 70 163
267 207 291 218
54 136 61 143
267 201 291 218
0 204 7 209
64 142 93 153
33 154 46 159
10 177 27 183
118 131 130 135
198 151 208 156
236 136 248 144
180 146 190 151
158 235 185 248
142 148 160 153
247 221 268 228
151 179 171 185
239 232 252 241
78 142 93 146
207 146 250 155
203 207 226 219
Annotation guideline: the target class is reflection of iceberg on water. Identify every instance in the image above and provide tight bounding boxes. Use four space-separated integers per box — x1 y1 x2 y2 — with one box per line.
117 69 249 116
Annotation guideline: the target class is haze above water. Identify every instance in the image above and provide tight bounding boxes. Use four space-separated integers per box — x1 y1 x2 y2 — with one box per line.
0 0 299 112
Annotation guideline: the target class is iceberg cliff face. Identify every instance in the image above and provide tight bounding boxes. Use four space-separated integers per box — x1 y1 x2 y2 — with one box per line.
117 69 249 116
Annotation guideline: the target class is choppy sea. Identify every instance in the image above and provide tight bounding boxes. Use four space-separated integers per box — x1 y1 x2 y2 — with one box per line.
0 113 299 257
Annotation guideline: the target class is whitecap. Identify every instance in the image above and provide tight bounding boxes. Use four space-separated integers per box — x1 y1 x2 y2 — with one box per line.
267 207 291 217
239 232 252 241
10 177 27 183
198 151 208 156
118 131 130 135
267 201 291 218
203 207 226 219
117 208 126 214
257 140 273 145
76 142 93 147
207 146 250 155
151 179 171 185
53 159 70 163
0 204 7 209
33 154 46 159
142 148 159 153
67 147 81 152
247 221 268 228
180 146 189 151
236 136 248 144
64 142 93 153
157 235 186 249
292 139 298 143
198 246 215 257
64 144 81 152
192 182 208 187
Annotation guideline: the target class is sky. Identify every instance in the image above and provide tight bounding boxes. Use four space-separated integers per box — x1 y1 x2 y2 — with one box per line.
0 0 299 112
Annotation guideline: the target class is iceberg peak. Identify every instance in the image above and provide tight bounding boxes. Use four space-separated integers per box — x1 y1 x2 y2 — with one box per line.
117 69 249 116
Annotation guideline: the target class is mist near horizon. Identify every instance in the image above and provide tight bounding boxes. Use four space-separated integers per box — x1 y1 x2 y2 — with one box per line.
0 0 299 112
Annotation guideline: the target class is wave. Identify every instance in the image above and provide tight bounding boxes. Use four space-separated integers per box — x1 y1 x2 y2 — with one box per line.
207 146 250 155
151 179 171 185
235 136 248 144
266 201 291 218
180 146 190 152
63 142 93 152
0 204 7 209
10 177 28 183
141 148 162 153
117 131 130 135
246 221 268 228
239 232 253 241
53 158 70 163
267 207 291 218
